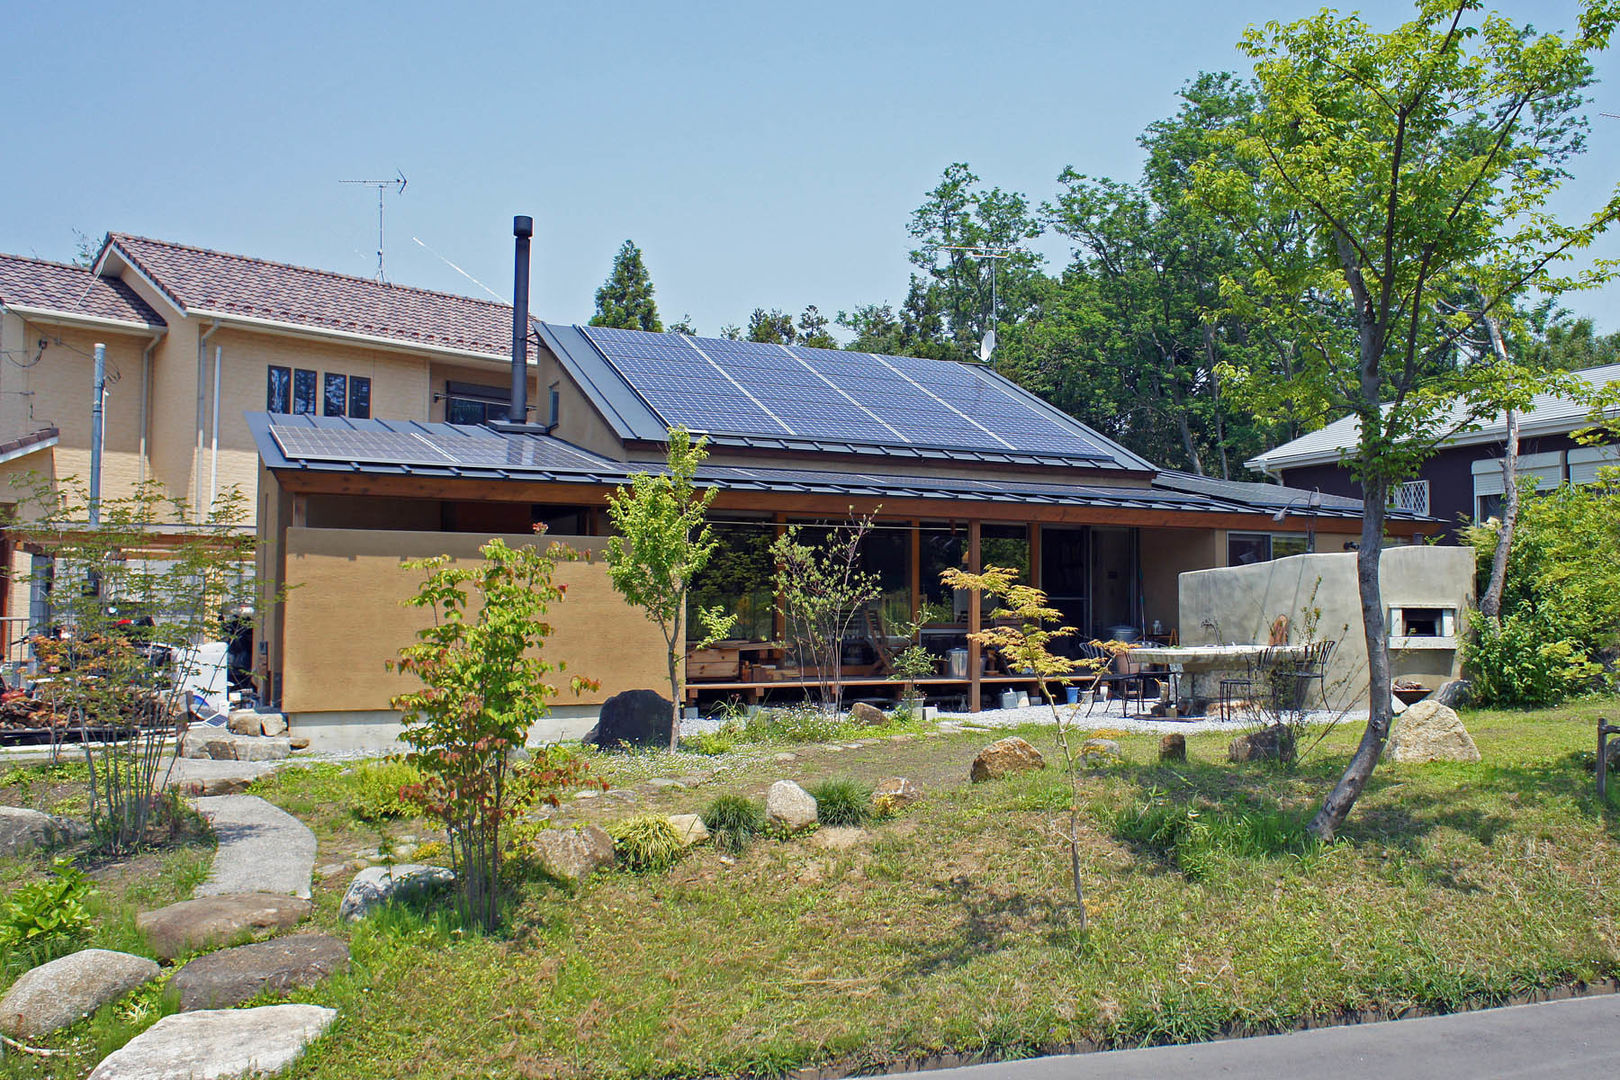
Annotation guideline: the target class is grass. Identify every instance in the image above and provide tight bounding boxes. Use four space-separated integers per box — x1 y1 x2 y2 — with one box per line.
807 776 874 827
702 793 765 854
4 698 1620 1078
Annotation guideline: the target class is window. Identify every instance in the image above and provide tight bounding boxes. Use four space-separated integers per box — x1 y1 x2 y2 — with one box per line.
266 366 292 413
292 369 317 415
348 376 371 419
323 374 347 417
1228 532 1309 566
1390 606 1457 641
1389 480 1430 516
548 383 560 427
444 381 510 425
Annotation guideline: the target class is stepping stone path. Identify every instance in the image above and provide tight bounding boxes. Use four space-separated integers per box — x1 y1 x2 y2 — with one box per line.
167 757 277 797
340 863 455 922
193 795 317 900
0 949 159 1038
87 1003 336 1080
169 934 350 1011
0 805 88 856
137 893 312 962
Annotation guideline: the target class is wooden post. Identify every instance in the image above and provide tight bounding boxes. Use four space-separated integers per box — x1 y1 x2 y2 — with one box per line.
290 494 307 529
1028 522 1042 591
773 513 787 643
968 519 981 713
909 520 921 622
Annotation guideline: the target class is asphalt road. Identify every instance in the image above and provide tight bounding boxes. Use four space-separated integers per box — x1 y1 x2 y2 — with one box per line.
922 994 1620 1080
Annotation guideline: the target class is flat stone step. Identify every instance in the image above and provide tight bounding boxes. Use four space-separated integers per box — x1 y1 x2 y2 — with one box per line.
167 757 277 796
86 1003 336 1080
192 795 315 900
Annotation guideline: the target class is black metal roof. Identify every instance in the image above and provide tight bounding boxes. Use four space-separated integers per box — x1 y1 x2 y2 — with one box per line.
249 414 1418 521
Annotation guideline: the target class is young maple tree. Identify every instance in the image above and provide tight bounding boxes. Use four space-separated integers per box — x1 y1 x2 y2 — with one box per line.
1190 0 1620 838
390 537 597 930
604 428 735 749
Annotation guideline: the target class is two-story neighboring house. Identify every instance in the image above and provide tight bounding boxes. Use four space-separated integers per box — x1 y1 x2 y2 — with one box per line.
1245 363 1620 540
0 235 540 640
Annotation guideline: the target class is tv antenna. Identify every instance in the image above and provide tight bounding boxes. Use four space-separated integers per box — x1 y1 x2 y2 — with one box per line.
341 170 407 282
941 245 1012 363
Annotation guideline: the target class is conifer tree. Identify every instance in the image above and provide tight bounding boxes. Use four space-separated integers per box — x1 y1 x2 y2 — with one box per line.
590 240 662 332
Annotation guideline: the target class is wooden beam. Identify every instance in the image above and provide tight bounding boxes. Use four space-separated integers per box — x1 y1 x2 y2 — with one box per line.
968 519 981 713
270 470 1434 538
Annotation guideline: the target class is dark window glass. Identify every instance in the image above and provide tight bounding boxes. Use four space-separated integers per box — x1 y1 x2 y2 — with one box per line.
292 369 317 415
1227 533 1271 566
266 366 292 413
323 374 347 417
688 522 775 642
446 397 493 425
349 377 371 419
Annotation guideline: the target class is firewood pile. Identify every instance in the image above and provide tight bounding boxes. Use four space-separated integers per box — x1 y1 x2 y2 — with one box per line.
0 688 70 732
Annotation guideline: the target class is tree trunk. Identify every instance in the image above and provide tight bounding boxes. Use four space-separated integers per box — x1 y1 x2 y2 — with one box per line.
1308 478 1391 841
668 651 681 752
1480 315 1519 620
1166 376 1205 476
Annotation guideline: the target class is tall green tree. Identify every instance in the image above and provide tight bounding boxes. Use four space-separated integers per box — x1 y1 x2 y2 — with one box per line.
1191 0 1620 838
908 163 1045 362
590 240 663 333
746 308 796 344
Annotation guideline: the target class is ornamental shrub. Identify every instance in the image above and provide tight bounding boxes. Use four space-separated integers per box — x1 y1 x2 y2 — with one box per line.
608 814 685 872
1463 477 1620 706
807 777 872 827
0 858 94 953
351 759 422 822
701 793 764 854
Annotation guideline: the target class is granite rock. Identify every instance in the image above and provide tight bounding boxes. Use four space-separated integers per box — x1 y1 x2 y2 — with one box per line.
0 949 159 1038
970 736 1045 782
169 934 349 1011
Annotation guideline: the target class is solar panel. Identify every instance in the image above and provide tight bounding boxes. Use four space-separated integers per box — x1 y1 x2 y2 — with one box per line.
270 423 615 473
577 325 1114 461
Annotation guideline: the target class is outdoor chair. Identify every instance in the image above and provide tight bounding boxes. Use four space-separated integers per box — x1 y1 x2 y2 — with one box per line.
1218 643 1290 723
1078 641 1152 716
1269 639 1337 714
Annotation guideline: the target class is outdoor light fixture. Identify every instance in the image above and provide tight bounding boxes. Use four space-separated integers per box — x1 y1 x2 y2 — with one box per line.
1271 488 1323 553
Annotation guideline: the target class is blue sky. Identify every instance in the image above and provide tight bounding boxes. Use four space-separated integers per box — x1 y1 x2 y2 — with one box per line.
3 1 1618 334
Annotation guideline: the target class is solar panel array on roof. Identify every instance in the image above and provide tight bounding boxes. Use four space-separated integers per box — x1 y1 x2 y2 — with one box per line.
577 325 1112 460
270 422 612 473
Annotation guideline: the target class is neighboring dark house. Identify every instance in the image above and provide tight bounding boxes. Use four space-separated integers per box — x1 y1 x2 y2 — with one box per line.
1245 363 1620 541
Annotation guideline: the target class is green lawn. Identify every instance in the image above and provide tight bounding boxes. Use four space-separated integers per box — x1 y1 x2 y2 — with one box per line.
3 700 1618 1078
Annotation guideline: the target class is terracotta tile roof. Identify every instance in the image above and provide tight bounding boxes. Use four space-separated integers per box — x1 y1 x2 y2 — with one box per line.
105 233 511 357
0 253 165 328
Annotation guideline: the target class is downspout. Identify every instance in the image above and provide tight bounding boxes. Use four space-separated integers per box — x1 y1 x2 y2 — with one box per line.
195 320 220 518
89 343 106 527
137 332 160 485
207 344 222 514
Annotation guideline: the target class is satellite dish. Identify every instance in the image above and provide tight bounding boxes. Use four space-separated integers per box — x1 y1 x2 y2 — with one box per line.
978 328 997 362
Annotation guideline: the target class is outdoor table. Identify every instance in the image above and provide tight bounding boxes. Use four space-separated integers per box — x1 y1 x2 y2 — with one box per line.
1128 643 1311 714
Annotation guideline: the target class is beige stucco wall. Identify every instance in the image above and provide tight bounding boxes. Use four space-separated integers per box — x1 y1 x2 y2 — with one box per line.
1177 545 1475 706
279 526 668 716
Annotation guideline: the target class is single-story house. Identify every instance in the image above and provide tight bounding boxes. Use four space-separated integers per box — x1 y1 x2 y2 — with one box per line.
1246 363 1620 539
248 267 1438 746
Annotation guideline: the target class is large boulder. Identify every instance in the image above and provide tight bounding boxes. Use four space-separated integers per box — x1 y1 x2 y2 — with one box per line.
970 736 1046 782
339 863 455 922
0 949 159 1038
667 814 710 847
1228 725 1296 764
169 934 349 1011
582 689 675 750
0 806 88 857
766 780 818 831
1432 679 1473 710
227 709 289 738
1385 700 1481 764
136 893 311 962
529 824 616 884
86 1003 336 1080
849 702 886 727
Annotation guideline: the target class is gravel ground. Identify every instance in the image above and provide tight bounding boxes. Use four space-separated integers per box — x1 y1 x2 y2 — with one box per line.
935 703 1350 735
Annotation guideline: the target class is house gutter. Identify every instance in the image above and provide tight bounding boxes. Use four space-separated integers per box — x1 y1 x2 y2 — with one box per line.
184 308 513 368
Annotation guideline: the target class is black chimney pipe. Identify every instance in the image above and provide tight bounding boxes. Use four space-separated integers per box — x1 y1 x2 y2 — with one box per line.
508 215 533 424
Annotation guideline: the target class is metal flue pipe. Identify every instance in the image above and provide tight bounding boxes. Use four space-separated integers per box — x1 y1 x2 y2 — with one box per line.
508 215 533 424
